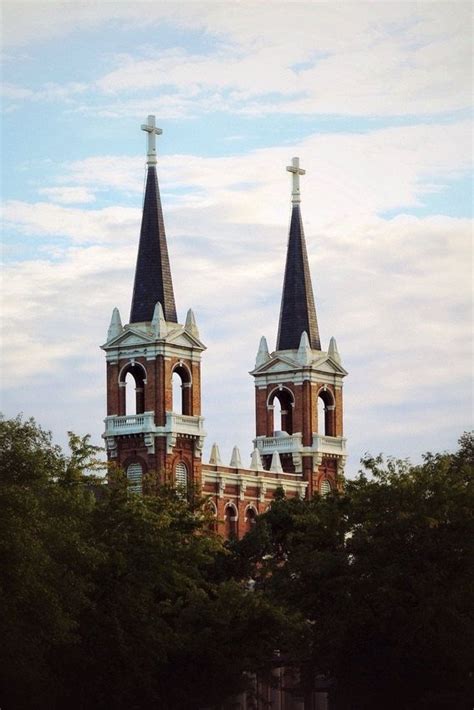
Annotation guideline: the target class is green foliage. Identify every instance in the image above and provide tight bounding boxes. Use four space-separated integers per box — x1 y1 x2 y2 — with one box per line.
0 416 290 710
232 433 474 709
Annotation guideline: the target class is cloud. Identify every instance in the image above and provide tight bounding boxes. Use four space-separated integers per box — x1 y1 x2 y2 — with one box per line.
4 3 471 118
38 186 97 204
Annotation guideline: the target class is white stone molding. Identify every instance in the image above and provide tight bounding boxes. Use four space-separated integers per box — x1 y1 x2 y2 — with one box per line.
106 437 118 458
238 475 247 500
217 476 225 498
143 432 155 454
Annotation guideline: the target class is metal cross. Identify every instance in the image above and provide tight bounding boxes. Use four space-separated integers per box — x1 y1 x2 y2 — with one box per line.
286 156 306 204
141 115 163 166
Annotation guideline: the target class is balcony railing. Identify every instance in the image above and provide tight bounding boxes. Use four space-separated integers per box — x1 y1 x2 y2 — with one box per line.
312 434 347 456
166 412 206 436
104 412 155 435
104 411 205 438
255 434 303 453
254 433 346 457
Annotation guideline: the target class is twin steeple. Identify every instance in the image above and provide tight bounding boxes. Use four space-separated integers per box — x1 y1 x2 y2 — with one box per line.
276 157 321 351
129 116 177 324
128 117 320 353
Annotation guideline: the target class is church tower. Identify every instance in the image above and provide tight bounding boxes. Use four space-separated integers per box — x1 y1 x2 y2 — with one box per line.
251 158 347 496
101 116 206 494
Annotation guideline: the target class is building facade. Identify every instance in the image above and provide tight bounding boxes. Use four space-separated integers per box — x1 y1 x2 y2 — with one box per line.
102 116 347 538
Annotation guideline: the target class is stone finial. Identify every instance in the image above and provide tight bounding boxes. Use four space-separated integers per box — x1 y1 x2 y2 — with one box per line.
250 448 264 471
209 443 222 466
255 336 270 368
297 330 312 365
185 308 199 339
152 301 168 338
230 445 242 468
328 336 341 364
107 307 123 341
270 450 283 473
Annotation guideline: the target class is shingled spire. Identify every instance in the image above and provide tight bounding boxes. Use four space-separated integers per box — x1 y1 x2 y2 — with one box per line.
276 157 321 351
130 116 177 324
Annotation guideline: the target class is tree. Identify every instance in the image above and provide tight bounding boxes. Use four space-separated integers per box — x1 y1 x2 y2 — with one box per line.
0 416 292 710
234 434 474 709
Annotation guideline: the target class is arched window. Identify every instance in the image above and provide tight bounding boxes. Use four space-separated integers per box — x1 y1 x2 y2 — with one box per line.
120 362 146 415
206 499 218 533
317 389 335 437
127 462 143 494
175 461 188 495
172 363 191 415
320 479 331 496
224 503 238 539
245 506 257 534
269 388 294 435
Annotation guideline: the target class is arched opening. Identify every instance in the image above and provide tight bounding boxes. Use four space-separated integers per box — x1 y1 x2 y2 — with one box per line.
175 461 188 496
320 479 331 496
206 500 218 533
224 504 238 539
317 389 335 437
172 363 192 415
120 362 146 415
245 506 257 534
127 462 143 494
269 388 294 436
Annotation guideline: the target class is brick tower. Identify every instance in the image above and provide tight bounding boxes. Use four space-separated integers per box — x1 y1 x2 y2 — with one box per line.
101 116 206 494
251 158 347 496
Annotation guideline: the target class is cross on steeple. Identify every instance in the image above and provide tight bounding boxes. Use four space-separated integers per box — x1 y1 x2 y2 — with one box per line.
286 156 305 204
141 115 163 166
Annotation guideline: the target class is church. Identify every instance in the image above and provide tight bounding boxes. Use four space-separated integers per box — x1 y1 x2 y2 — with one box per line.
101 115 348 537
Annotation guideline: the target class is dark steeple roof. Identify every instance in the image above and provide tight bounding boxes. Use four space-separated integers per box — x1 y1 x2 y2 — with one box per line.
130 166 177 323
276 203 321 351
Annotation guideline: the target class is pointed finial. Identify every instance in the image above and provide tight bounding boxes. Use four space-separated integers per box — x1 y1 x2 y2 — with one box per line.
185 308 199 339
328 336 341 364
107 307 123 341
229 445 242 468
286 157 305 204
152 301 168 338
141 115 163 166
255 336 270 368
209 443 222 466
297 331 312 365
250 448 264 471
270 451 283 473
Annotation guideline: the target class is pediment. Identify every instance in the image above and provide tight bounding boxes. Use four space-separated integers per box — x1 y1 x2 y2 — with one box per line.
102 327 154 349
165 327 206 350
251 354 300 375
312 356 348 376
251 353 347 377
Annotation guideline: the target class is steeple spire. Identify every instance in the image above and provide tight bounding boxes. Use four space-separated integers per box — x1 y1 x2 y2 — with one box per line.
130 116 177 324
276 157 321 351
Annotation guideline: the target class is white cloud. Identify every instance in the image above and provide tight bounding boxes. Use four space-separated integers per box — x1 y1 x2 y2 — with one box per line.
4 3 472 117
38 186 97 204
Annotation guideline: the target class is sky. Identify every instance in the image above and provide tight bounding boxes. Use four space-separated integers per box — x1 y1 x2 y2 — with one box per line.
1 0 472 476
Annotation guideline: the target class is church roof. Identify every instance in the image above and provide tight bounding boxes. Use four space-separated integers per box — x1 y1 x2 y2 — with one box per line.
276 203 321 351
129 165 177 324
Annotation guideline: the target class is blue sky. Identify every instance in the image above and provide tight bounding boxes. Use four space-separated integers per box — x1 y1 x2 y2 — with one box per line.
1 1 472 475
